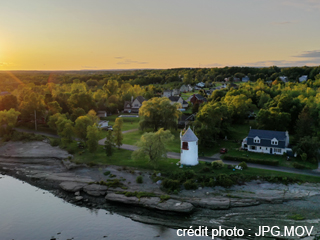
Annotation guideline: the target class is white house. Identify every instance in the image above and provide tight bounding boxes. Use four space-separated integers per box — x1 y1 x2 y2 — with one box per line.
97 111 107 118
172 89 180 95
168 96 188 109
123 96 146 113
162 90 173 98
196 82 205 88
180 84 193 92
98 120 109 128
242 76 250 82
299 75 308 82
241 129 291 155
279 76 288 83
180 127 198 166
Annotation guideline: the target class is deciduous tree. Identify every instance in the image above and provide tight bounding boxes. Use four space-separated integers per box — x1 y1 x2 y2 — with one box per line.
132 128 174 168
139 97 181 131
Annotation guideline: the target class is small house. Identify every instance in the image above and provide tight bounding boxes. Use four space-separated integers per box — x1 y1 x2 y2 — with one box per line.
279 76 288 83
162 90 173 98
242 76 250 82
123 96 146 113
97 111 107 118
172 89 180 95
98 120 109 129
196 82 205 88
180 84 193 92
299 75 308 82
168 96 188 109
187 94 207 105
242 129 291 155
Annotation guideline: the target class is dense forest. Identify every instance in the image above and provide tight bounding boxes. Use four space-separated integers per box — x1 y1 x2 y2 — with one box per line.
1 66 320 163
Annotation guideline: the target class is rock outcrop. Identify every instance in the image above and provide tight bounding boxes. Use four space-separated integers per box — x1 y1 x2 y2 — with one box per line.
105 193 194 213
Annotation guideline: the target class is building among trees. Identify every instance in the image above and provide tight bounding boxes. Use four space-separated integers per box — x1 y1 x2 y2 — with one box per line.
241 129 293 155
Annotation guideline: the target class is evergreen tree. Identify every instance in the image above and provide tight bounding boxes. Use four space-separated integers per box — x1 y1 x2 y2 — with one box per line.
113 118 123 149
105 131 116 156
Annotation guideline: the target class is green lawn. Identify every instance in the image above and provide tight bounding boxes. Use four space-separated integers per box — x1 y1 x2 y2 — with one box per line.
71 144 320 183
122 129 182 153
224 146 318 169
101 115 140 131
73 144 180 171
180 91 198 101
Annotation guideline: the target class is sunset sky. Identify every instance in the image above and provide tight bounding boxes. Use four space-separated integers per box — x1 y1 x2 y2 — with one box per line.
1 0 320 70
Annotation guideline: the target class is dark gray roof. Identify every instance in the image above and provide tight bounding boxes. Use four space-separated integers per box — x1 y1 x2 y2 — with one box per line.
124 101 131 108
135 96 146 104
247 129 287 149
181 127 198 142
248 129 286 141
168 96 180 102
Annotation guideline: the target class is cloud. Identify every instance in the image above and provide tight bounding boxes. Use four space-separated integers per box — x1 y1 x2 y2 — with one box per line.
281 0 320 11
245 59 320 67
116 59 148 65
272 21 295 25
81 66 98 69
293 50 320 58
0 62 9 67
114 56 124 59
201 63 223 67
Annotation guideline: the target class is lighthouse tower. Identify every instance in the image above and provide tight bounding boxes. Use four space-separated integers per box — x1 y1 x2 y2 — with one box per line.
180 127 199 166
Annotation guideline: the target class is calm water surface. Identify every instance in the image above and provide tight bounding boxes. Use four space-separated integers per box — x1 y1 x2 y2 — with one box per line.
0 174 210 240
1 174 320 240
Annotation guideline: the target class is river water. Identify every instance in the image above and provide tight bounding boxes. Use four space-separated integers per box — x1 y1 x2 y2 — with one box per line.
0 174 319 240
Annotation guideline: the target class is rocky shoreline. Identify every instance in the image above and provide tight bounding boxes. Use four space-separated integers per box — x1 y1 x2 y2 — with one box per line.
1 141 320 214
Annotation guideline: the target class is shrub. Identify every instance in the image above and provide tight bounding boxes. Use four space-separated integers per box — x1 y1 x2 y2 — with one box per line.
293 162 305 169
160 195 170 203
170 170 195 183
288 214 305 220
161 179 180 192
103 171 110 176
238 161 248 169
223 155 279 166
120 191 156 199
211 160 224 169
200 166 211 173
183 179 198 190
66 147 75 154
229 173 247 184
50 138 60 147
136 175 143 184
216 174 234 188
301 153 307 162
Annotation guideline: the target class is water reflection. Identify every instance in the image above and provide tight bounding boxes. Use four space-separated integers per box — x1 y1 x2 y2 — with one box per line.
0 174 209 240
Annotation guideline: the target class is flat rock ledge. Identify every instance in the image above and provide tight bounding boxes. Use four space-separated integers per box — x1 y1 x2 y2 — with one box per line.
187 197 261 209
105 193 194 213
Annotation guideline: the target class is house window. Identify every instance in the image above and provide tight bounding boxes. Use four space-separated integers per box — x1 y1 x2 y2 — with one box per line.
274 148 282 153
250 146 256 150
182 142 189 150
254 137 260 143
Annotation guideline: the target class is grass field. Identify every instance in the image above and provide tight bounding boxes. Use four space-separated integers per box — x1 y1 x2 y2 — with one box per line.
122 129 182 153
101 115 140 131
71 144 320 183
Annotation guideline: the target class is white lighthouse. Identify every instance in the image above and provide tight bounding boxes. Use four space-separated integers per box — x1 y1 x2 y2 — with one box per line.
180 127 199 166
